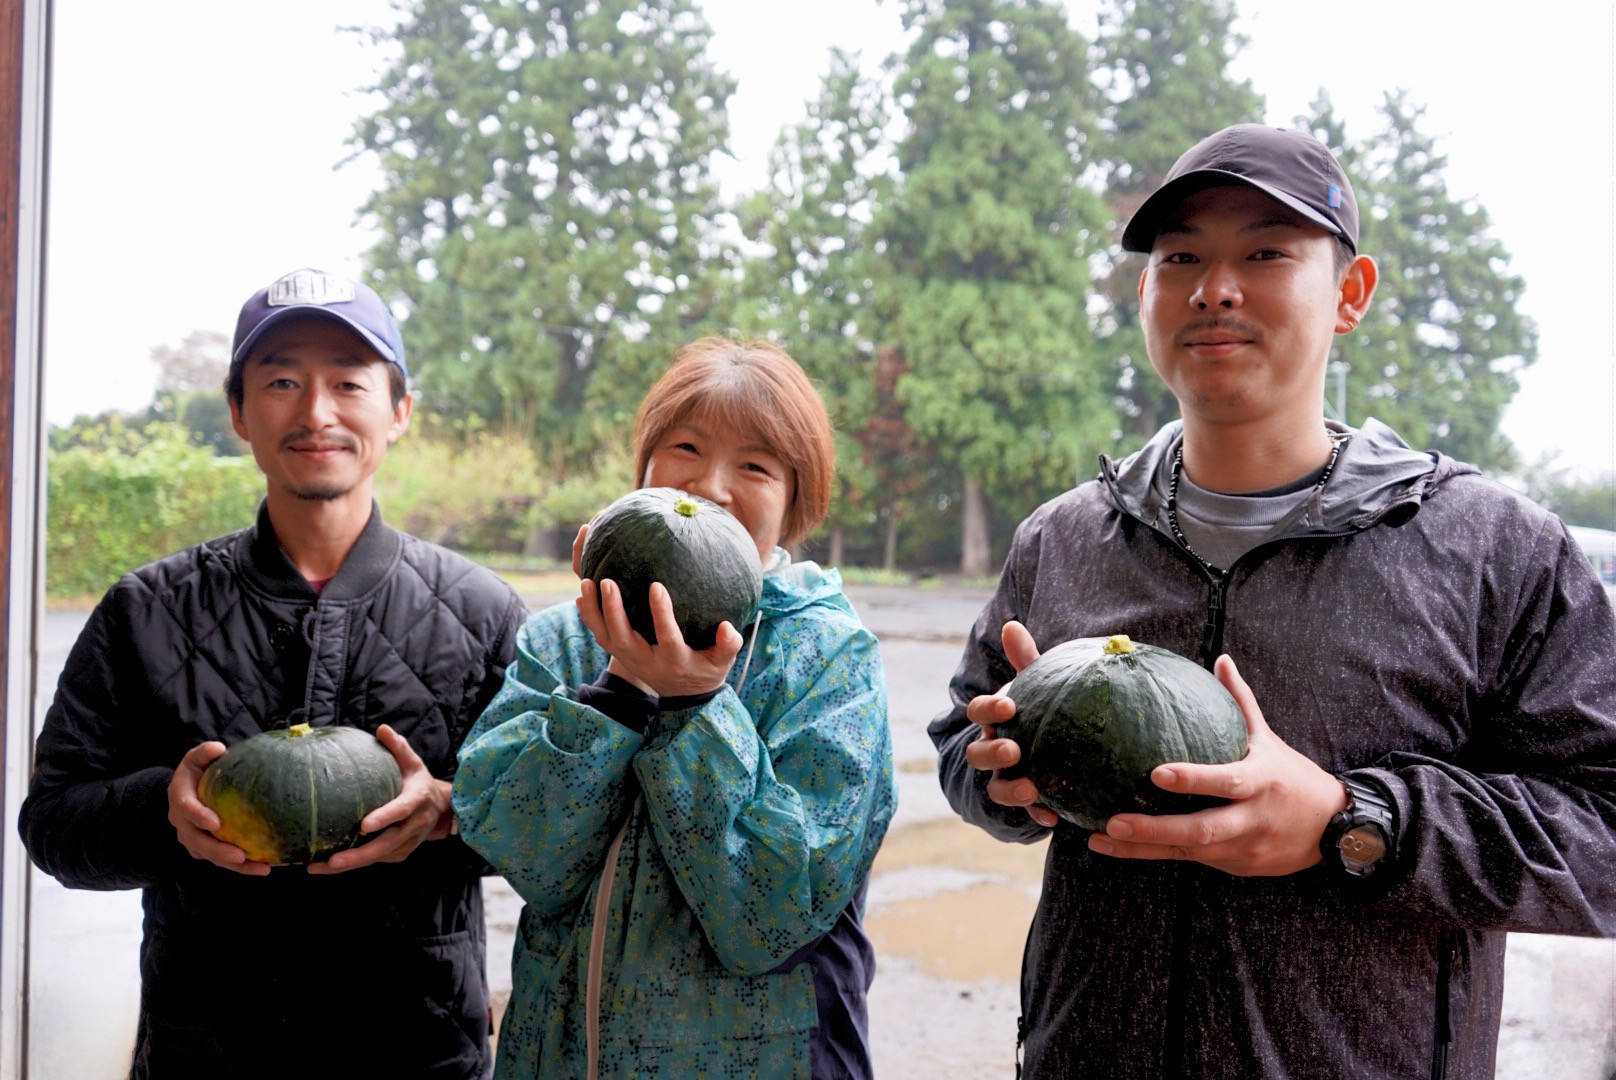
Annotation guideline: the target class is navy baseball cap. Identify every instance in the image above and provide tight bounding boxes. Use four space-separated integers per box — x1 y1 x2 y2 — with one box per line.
1121 125 1359 255
230 268 408 378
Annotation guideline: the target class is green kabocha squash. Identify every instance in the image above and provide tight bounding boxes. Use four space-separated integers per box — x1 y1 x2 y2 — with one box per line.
579 487 763 650
997 635 1248 830
197 723 403 865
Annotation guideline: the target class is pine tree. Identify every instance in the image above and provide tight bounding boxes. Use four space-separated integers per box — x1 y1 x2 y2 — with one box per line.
882 0 1114 576
351 0 736 475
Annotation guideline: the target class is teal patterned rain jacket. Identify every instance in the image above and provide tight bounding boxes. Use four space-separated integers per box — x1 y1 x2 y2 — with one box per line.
453 558 896 1079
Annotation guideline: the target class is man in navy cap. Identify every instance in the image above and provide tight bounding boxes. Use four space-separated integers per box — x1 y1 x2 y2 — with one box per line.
20 269 525 1080
931 126 1616 1078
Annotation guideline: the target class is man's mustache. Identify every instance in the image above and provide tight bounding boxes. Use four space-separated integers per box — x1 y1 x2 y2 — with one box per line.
1173 318 1263 347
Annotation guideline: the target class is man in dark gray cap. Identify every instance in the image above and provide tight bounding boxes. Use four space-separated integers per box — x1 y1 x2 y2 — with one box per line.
931 125 1616 1079
20 268 526 1080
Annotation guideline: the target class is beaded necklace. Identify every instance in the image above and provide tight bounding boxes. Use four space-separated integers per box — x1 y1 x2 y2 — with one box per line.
1166 432 1349 577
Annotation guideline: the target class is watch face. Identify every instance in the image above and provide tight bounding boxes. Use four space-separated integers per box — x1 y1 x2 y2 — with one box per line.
1339 824 1388 875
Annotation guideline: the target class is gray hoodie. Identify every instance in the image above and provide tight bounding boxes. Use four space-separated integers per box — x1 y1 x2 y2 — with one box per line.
930 419 1616 1080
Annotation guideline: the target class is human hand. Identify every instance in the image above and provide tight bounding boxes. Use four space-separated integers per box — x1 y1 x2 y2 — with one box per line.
308 725 451 875
575 577 741 699
168 742 272 876
1087 655 1349 876
962 621 1058 829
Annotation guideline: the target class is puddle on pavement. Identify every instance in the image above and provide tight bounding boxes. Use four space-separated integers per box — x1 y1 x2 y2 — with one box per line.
873 814 1049 881
865 881 1038 983
868 815 1050 983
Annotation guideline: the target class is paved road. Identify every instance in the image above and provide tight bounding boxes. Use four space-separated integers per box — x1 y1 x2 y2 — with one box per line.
25 596 1616 1078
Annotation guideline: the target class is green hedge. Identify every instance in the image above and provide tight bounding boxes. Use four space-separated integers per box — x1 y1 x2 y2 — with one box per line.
47 427 263 600
46 425 639 601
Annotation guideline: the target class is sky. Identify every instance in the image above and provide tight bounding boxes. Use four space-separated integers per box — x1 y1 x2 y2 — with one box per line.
41 0 1616 483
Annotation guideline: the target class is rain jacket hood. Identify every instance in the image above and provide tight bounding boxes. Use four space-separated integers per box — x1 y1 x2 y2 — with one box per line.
1101 416 1457 537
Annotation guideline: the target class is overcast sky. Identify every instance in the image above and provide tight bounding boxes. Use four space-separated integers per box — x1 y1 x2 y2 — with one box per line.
42 0 1615 484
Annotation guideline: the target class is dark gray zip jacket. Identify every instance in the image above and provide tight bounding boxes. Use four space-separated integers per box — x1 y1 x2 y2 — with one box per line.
19 502 525 1080
929 419 1616 1080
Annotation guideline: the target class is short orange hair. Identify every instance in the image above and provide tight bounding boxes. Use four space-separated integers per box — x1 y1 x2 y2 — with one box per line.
633 336 834 548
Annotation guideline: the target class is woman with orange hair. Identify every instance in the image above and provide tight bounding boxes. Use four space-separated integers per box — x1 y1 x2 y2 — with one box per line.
454 336 897 1079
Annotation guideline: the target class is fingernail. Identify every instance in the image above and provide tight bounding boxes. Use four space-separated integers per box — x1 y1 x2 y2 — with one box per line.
1156 767 1178 786
997 744 1015 765
1108 819 1133 839
1089 835 1113 856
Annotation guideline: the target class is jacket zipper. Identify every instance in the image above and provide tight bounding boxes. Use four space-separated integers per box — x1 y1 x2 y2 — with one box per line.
1197 574 1229 667
585 818 632 1080
1161 868 1197 1076
1430 930 1456 1080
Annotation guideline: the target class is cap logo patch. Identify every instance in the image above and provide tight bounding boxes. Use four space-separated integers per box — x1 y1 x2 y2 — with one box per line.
1327 185 1343 209
266 268 356 308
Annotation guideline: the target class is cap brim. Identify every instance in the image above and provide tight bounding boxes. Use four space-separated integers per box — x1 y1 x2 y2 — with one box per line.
1120 169 1349 254
231 305 399 367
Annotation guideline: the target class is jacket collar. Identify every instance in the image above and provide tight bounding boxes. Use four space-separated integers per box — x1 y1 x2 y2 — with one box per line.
239 499 401 601
759 549 845 616
1099 418 1460 536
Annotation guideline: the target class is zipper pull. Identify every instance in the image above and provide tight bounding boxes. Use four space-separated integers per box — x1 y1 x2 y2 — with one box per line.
1198 580 1226 665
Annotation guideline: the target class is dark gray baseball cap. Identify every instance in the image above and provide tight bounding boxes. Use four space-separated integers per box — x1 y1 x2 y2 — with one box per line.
1121 124 1359 255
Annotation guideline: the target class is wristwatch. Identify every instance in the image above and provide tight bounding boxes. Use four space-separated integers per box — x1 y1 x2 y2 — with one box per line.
1320 776 1397 877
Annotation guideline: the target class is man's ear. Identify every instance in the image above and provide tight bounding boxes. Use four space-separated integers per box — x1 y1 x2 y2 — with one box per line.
387 389 414 446
1337 254 1377 333
228 397 249 442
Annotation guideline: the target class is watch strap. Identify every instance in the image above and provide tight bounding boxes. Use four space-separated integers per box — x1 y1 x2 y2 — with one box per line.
1321 775 1398 877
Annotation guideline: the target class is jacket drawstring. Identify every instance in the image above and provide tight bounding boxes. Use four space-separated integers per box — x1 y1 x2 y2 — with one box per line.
734 609 763 693
585 815 633 1080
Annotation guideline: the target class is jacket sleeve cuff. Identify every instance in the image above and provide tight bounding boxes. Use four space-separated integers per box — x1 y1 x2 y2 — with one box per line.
120 765 189 879
575 671 658 734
